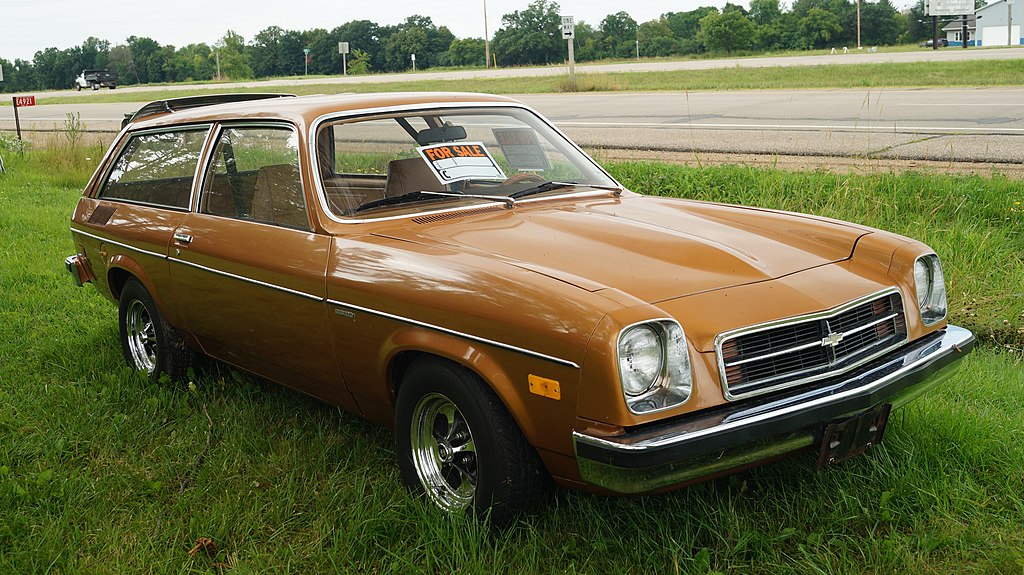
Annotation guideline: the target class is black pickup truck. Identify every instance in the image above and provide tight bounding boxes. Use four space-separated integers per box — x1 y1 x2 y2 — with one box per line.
75 69 118 90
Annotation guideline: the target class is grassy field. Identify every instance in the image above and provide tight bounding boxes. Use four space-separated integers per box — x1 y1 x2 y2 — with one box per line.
1 143 1022 574
7 58 1024 108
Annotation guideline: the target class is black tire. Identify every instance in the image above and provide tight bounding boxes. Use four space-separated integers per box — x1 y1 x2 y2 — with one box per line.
91 84 98 90
118 278 193 381
75 85 81 92
395 358 549 524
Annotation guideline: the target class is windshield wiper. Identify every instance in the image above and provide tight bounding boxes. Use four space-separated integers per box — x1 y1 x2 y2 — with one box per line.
352 189 516 214
419 190 515 209
509 181 624 200
352 191 452 214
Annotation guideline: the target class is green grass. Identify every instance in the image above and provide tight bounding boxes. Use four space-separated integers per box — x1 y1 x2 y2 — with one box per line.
9 58 1024 108
1 147 1022 573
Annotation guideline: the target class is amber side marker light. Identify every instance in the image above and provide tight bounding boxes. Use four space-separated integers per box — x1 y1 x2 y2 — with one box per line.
528 375 561 400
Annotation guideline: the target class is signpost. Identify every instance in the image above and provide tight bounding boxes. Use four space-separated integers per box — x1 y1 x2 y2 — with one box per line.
338 41 349 75
303 48 311 75
411 53 416 72
12 95 35 141
561 15 575 84
927 0 975 48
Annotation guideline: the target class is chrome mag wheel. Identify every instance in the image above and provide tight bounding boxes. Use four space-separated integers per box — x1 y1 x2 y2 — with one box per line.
410 392 478 511
125 299 157 373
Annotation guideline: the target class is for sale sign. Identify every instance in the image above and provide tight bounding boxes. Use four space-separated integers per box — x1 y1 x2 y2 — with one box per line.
417 142 506 183
13 95 35 107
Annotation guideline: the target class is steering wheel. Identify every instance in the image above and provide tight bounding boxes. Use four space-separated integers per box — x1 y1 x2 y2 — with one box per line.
462 172 546 192
501 172 547 186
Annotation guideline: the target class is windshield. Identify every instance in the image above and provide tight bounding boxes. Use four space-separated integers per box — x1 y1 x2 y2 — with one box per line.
314 106 618 218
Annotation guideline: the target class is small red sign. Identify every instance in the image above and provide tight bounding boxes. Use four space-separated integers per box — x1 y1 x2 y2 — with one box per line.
13 96 35 107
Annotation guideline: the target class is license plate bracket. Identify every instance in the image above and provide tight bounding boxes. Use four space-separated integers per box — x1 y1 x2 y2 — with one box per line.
816 403 892 469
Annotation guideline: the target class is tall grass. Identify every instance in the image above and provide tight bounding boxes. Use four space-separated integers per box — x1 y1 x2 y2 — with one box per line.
0 147 1022 573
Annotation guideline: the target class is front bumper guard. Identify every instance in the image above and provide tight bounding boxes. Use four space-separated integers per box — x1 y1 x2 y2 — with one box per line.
573 325 975 494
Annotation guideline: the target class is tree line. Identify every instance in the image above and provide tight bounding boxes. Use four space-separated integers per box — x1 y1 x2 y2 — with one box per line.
1 0 946 93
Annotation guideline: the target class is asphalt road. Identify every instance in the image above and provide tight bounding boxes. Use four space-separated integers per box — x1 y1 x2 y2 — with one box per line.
17 46 1024 97
5 87 1022 166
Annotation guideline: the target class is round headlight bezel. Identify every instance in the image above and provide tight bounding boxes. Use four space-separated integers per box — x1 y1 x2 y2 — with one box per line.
914 254 948 326
616 320 694 414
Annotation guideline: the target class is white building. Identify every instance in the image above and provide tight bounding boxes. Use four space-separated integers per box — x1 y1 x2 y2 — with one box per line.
975 0 1022 46
942 15 976 46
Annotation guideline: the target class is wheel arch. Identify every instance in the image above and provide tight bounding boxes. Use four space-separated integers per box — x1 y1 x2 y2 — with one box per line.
382 328 578 460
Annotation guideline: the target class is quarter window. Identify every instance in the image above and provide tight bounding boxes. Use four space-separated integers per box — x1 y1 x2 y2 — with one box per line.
99 128 209 209
201 126 307 229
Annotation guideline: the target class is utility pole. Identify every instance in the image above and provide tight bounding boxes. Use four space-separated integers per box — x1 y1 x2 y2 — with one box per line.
483 0 490 69
1009 0 1016 46
856 0 862 48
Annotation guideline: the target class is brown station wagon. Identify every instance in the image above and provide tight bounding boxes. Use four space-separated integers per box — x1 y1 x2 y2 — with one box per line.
66 92 974 523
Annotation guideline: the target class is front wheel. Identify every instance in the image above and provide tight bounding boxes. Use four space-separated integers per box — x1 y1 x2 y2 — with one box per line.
395 359 548 524
118 278 193 381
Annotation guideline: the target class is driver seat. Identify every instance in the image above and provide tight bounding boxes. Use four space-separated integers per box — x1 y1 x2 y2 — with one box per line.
384 158 446 198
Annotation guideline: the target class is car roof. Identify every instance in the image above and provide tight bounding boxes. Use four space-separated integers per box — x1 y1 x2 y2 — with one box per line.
131 92 523 131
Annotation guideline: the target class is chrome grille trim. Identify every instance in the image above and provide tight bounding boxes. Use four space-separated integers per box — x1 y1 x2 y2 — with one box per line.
715 287 908 401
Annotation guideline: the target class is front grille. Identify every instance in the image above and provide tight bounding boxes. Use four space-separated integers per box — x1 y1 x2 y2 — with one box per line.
717 289 907 399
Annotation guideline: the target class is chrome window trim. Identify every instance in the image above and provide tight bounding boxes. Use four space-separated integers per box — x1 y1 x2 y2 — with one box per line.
96 124 213 210
326 298 580 369
70 227 167 260
307 101 622 225
715 287 907 401
196 121 311 230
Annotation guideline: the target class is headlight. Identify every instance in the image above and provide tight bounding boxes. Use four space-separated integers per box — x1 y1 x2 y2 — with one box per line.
914 254 947 326
618 325 663 396
617 320 693 414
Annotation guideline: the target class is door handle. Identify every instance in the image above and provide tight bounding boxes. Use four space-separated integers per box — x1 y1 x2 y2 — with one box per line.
173 232 193 244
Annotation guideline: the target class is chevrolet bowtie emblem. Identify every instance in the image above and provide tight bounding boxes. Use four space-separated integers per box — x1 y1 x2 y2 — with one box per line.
821 332 845 347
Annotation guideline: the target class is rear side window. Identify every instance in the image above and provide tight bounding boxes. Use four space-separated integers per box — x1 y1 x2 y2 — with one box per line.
200 125 307 229
99 128 210 209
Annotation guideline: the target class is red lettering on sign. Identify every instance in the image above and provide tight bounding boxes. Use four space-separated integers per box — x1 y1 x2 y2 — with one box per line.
13 96 36 107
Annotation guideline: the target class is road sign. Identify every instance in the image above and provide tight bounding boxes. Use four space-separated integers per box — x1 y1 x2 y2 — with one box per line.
927 0 973 16
338 42 349 54
561 15 575 39
12 95 35 140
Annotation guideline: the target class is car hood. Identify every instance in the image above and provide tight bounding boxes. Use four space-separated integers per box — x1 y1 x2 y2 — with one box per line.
374 194 870 303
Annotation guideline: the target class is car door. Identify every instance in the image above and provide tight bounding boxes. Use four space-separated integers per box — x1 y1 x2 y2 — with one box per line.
168 123 350 406
73 126 212 325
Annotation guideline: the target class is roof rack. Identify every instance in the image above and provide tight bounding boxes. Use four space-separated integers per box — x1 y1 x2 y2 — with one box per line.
122 93 297 128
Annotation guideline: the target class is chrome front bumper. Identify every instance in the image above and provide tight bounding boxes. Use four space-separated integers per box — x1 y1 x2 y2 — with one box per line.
573 325 975 494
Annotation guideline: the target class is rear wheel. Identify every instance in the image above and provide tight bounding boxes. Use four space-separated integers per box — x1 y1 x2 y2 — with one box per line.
395 359 548 524
118 278 193 381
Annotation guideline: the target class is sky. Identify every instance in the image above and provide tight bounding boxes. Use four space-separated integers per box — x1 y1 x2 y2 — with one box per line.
0 0 736 62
